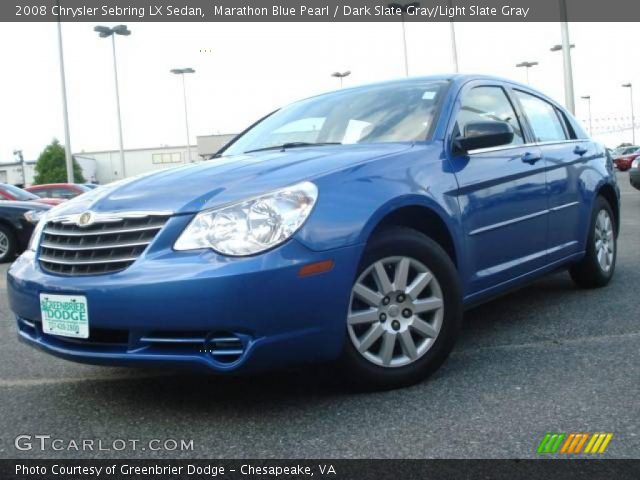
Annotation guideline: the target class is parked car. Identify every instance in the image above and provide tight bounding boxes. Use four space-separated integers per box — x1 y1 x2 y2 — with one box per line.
0 184 64 206
82 183 100 190
0 201 51 263
613 146 640 171
25 183 91 200
630 157 640 190
7 75 620 389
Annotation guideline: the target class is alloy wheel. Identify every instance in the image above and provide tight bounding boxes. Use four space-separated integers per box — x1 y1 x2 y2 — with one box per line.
594 209 614 272
347 256 444 368
0 231 9 257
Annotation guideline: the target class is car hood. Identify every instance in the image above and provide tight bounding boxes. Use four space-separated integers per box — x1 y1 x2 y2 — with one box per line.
47 143 413 217
0 200 51 211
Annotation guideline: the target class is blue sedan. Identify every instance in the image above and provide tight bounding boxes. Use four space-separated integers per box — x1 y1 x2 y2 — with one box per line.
7 75 619 389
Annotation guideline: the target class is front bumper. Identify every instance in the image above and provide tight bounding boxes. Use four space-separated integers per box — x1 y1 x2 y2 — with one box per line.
8 236 363 373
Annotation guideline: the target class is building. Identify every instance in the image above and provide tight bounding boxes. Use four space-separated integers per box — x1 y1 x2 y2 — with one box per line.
76 133 235 184
0 157 96 188
0 133 235 187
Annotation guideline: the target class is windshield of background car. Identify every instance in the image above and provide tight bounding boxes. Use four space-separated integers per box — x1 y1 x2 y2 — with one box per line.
222 81 449 156
1 184 39 201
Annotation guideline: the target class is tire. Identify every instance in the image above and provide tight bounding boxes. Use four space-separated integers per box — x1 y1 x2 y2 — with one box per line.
0 224 17 263
339 227 462 390
570 196 617 288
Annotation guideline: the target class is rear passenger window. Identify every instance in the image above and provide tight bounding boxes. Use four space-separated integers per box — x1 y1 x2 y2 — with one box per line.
515 91 567 142
454 86 524 146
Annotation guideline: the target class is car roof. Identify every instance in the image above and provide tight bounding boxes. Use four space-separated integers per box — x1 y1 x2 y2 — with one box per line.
301 74 564 111
27 183 75 188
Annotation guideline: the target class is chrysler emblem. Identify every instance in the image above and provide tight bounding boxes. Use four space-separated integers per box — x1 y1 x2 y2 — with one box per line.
77 212 93 227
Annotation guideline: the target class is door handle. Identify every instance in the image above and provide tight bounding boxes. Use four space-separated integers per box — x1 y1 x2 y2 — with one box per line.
521 152 542 164
574 145 588 156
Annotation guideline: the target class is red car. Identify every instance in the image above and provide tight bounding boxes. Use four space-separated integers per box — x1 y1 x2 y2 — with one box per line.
613 146 640 171
25 183 91 200
0 184 63 206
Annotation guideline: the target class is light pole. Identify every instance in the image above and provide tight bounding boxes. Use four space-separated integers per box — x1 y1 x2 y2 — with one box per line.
515 61 538 84
622 83 635 144
552 0 576 114
331 71 351 88
448 0 459 73
581 95 592 136
550 42 575 110
171 68 196 163
388 2 420 77
56 0 74 183
94 24 130 178
13 150 25 186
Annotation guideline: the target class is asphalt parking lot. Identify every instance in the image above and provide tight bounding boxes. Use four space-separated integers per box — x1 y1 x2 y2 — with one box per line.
0 172 638 460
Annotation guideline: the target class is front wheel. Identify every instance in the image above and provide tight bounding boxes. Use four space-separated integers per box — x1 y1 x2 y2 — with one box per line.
570 196 617 288
0 225 17 263
339 227 462 390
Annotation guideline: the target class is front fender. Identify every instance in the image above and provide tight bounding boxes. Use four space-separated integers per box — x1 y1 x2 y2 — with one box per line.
294 144 462 253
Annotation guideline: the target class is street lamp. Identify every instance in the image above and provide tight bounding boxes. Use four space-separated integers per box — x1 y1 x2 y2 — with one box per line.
13 150 25 186
554 0 576 114
550 43 574 52
448 0 459 73
515 61 538 84
550 41 576 114
581 95 592 136
170 68 196 163
331 70 351 88
55 0 74 183
94 24 131 178
387 2 420 77
622 83 635 144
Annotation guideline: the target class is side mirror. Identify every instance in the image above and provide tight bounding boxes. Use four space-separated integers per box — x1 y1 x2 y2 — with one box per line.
454 121 514 153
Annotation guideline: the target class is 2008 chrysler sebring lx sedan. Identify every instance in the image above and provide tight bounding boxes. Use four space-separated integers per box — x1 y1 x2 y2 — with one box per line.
8 75 620 389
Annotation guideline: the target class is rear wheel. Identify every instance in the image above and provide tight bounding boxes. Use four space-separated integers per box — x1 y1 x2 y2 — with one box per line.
339 227 462 390
570 196 617 288
0 225 17 263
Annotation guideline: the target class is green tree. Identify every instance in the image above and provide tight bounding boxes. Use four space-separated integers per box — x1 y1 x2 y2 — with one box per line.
33 139 85 184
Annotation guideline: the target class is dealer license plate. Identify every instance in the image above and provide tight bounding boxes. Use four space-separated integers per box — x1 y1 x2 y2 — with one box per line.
40 293 89 339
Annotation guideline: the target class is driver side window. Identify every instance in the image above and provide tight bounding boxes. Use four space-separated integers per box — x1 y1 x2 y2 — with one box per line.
454 86 524 146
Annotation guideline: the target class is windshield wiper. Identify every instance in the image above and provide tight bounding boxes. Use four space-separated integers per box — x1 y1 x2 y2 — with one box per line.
244 142 341 154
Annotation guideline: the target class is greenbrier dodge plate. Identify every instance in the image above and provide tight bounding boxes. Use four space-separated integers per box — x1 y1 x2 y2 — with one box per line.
40 294 89 339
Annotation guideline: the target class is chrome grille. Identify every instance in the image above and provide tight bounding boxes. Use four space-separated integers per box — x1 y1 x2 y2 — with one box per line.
38 213 170 276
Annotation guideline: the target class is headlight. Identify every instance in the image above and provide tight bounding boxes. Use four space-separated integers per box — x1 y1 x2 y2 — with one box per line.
28 218 47 251
23 209 46 224
174 181 318 256
632 158 640 169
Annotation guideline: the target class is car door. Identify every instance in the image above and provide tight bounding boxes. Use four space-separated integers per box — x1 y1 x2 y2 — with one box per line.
513 89 591 263
447 82 548 295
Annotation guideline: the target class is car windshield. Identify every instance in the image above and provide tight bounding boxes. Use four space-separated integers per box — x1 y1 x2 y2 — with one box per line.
1 184 39 201
222 81 449 157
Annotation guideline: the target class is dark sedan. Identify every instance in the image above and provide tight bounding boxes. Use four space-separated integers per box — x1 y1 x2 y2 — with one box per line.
0 201 51 263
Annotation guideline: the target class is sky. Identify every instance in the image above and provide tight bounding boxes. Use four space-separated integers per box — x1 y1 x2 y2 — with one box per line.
1 21 639 162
